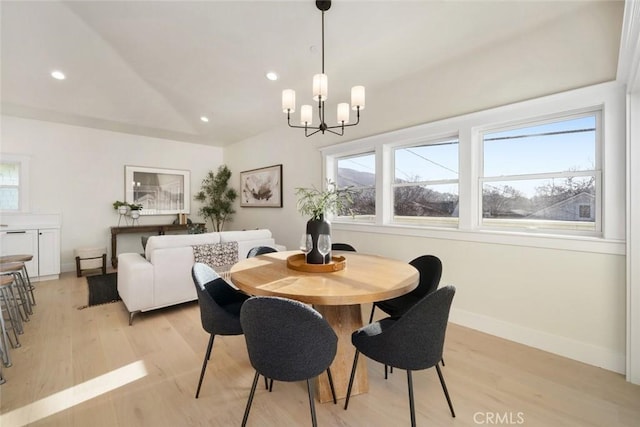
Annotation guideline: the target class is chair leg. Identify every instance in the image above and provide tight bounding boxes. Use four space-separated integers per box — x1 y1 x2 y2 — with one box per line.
384 364 388 379
344 350 360 410
262 376 275 392
407 370 416 427
306 379 318 427
435 364 456 417
195 334 215 398
241 371 260 427
368 304 376 323
441 357 445 367
326 368 337 404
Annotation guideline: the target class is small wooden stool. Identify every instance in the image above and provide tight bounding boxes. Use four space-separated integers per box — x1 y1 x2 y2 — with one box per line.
74 247 107 277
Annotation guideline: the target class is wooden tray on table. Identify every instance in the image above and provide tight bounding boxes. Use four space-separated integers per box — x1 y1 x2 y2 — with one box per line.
286 253 346 272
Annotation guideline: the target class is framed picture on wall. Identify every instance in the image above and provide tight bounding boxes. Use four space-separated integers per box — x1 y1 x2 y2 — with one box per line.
125 165 190 215
240 164 283 208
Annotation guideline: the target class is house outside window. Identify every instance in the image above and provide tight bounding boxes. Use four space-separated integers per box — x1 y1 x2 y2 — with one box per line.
480 112 599 233
392 137 459 226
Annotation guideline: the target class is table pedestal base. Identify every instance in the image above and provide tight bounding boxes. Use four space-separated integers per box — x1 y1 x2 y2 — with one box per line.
314 304 368 403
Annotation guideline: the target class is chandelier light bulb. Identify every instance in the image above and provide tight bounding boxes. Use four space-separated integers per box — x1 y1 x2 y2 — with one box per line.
301 105 313 125
337 103 350 123
312 74 328 101
282 89 296 112
351 86 365 110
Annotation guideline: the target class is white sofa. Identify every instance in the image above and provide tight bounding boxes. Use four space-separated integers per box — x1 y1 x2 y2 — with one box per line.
117 229 284 324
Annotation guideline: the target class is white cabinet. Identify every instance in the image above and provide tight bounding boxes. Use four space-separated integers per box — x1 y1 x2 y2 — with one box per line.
37 228 60 277
0 213 61 280
0 227 60 280
0 229 39 277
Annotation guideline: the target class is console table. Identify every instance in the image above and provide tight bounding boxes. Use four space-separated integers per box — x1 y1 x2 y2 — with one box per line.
110 224 200 268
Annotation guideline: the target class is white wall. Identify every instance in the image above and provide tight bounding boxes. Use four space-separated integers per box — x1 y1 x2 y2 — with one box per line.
331 229 626 373
0 116 224 272
224 126 324 251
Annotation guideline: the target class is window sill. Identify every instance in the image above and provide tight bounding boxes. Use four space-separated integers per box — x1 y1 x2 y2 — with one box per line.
331 221 625 255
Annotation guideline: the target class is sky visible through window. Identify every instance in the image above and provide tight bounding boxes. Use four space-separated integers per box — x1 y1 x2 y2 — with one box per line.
484 115 596 177
338 115 596 200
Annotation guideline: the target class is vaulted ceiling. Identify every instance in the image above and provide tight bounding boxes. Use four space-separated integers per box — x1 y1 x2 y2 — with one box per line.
0 1 625 147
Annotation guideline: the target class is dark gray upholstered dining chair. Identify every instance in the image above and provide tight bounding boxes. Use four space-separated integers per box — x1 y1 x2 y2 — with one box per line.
191 262 250 398
246 246 278 258
344 285 456 426
369 255 442 323
240 296 338 427
331 243 357 252
369 255 445 377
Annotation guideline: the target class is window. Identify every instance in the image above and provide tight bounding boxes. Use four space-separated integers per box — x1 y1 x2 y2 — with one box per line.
0 155 29 212
336 153 375 220
0 161 21 210
480 113 599 233
322 82 623 248
392 137 459 226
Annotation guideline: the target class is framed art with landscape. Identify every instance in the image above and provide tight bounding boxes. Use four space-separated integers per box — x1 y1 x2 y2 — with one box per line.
125 165 190 215
240 164 283 207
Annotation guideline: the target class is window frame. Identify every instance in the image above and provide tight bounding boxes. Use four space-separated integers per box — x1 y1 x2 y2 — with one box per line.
477 109 602 236
333 151 377 223
321 81 625 255
391 135 460 227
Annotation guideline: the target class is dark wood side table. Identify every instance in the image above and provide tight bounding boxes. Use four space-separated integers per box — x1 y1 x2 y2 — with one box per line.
110 224 202 268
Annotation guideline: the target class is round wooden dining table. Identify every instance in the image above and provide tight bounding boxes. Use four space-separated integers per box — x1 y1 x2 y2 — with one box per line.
230 250 419 403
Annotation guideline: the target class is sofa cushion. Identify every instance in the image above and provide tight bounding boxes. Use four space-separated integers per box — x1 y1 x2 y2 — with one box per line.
145 232 220 260
192 242 239 273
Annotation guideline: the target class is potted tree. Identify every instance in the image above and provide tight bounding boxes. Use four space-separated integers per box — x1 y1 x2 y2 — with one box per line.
194 165 238 232
295 180 354 264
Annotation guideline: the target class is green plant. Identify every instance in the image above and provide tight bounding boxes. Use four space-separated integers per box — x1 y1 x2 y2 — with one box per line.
188 223 207 234
128 203 143 211
194 165 238 232
295 180 355 220
113 201 127 210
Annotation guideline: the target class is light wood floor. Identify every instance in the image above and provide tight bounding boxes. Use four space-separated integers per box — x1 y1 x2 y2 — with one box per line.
1 272 639 427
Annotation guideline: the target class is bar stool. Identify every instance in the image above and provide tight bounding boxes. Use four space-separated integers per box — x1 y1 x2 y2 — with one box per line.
0 255 35 306
0 262 32 322
0 274 21 366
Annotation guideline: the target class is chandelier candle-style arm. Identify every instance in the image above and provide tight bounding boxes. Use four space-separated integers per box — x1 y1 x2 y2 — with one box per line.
281 0 365 137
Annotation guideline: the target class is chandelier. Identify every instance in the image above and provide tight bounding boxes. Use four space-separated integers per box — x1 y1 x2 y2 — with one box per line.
281 0 365 137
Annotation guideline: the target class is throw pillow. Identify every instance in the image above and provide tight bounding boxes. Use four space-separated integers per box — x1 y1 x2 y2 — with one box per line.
192 242 239 273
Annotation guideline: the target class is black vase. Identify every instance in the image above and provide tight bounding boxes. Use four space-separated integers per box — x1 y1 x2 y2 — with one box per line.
306 215 331 264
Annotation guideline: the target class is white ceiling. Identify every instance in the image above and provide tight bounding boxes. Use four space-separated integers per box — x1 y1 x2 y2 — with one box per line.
0 0 625 147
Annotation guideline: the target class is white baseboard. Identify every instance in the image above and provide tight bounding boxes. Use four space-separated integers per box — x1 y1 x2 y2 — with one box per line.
449 308 626 374
33 274 59 282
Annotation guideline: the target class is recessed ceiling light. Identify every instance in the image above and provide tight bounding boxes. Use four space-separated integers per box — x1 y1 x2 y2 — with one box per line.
200 116 209 123
266 72 278 81
51 70 66 80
